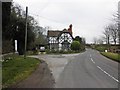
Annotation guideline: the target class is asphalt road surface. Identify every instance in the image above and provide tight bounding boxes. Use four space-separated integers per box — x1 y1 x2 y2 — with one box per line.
56 49 119 88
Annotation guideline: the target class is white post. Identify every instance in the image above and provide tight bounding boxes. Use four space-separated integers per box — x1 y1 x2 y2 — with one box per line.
15 40 18 53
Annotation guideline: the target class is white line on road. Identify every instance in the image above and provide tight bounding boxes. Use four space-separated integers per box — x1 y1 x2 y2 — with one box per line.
89 55 119 83
90 54 95 63
97 66 119 83
91 58 95 64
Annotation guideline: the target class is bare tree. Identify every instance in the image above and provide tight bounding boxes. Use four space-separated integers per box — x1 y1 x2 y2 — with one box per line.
111 11 119 44
93 37 98 44
112 12 119 23
103 26 111 44
108 24 118 44
118 2 120 44
112 7 120 44
97 38 104 44
118 20 120 44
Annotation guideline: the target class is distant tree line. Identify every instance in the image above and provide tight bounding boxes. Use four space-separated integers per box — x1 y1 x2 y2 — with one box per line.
2 2 47 54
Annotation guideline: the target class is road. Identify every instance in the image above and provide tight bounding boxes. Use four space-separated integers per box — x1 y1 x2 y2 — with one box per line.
31 53 79 83
56 49 119 88
31 49 119 88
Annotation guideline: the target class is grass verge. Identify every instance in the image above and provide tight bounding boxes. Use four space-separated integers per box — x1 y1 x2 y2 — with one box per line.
101 52 120 63
2 55 40 88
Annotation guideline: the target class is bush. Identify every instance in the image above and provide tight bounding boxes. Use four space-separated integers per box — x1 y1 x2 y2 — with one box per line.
33 49 39 55
71 41 81 51
80 44 85 51
26 51 33 55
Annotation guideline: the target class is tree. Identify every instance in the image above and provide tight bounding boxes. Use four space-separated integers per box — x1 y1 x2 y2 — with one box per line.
10 3 36 54
34 26 48 48
103 26 111 44
109 24 118 44
74 36 86 50
82 37 86 44
112 11 119 44
71 41 80 51
97 38 104 44
74 36 82 43
93 36 104 45
2 2 37 54
2 2 13 53
93 37 98 44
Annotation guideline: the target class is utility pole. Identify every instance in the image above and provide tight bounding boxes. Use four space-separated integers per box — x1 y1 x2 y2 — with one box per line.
24 6 28 59
118 1 120 45
118 2 120 90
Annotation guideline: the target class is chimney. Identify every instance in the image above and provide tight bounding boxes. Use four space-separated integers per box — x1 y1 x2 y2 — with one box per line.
68 24 72 35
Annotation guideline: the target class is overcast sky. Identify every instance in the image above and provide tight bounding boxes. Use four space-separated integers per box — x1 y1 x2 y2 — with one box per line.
14 0 119 43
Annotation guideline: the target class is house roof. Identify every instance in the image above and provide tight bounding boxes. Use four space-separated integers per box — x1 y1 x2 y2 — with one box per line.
62 29 69 33
57 29 74 39
47 30 61 37
47 29 74 39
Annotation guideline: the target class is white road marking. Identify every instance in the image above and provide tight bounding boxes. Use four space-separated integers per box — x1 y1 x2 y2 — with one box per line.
90 58 95 64
97 66 119 83
90 54 95 63
90 55 119 83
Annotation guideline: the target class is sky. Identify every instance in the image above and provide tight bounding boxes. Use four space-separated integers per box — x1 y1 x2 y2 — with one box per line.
14 0 119 43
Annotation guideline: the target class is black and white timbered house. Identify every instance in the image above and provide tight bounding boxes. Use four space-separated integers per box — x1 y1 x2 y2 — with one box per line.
47 24 74 51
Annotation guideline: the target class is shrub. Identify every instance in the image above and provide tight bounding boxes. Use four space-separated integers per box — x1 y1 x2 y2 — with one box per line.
33 49 39 55
26 51 33 55
71 41 81 51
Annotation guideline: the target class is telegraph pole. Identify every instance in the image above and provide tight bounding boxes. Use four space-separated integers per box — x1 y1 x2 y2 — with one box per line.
118 2 120 45
24 6 28 59
118 2 120 90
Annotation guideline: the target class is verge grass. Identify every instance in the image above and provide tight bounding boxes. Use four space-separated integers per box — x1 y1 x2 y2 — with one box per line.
101 52 120 62
2 55 40 88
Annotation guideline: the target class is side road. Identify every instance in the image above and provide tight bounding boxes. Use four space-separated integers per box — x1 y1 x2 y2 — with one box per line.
30 53 80 83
